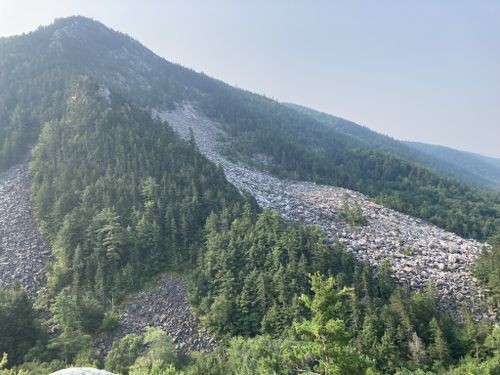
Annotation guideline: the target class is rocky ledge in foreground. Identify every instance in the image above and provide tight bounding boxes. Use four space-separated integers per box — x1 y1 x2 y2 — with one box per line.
160 105 496 321
115 275 216 353
0 163 52 297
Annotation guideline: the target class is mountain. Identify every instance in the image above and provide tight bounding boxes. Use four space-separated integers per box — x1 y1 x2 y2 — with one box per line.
286 103 500 191
405 141 500 189
0 16 498 242
0 16 499 374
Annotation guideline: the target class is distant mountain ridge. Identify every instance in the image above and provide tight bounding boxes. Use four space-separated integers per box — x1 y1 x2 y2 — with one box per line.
405 141 500 189
285 103 500 190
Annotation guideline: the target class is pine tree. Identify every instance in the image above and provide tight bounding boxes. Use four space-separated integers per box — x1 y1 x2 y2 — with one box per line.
428 318 450 368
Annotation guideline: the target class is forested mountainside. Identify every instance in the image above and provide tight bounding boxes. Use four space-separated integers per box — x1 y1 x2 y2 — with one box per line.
405 141 500 190
0 16 499 375
0 16 498 241
30 77 244 305
161 105 494 319
286 103 500 191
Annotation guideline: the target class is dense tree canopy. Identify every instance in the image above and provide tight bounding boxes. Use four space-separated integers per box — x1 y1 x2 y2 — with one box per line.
0 289 43 366
475 234 500 309
29 77 244 311
0 17 498 375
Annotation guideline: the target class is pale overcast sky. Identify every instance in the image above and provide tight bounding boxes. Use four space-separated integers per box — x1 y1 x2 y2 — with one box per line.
1 0 499 157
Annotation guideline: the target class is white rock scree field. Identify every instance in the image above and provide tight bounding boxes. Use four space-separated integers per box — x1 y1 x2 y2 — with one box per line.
160 104 495 321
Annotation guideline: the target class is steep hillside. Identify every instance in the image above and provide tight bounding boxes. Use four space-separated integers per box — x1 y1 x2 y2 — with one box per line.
406 141 500 190
287 103 500 190
0 16 498 241
161 105 495 320
0 16 498 374
0 163 51 296
0 75 245 358
29 77 243 305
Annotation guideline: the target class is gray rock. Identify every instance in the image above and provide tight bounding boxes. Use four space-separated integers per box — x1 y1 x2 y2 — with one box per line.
159 104 496 321
0 163 52 297
113 275 216 353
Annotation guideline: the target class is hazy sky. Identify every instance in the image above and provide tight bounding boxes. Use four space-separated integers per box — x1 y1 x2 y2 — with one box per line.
1 0 499 158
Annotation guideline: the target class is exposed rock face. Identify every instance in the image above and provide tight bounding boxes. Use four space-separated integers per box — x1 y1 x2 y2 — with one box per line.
0 163 52 297
159 105 497 321
115 275 216 353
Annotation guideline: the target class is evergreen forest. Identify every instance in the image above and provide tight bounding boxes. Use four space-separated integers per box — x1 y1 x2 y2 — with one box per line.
0 16 499 375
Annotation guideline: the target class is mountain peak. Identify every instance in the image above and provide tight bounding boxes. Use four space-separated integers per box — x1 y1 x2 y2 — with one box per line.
52 15 100 27
49 15 116 37
47 15 129 49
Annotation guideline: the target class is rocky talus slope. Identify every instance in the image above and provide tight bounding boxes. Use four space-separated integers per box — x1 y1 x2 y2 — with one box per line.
0 163 51 297
115 275 216 353
0 163 215 352
160 105 497 321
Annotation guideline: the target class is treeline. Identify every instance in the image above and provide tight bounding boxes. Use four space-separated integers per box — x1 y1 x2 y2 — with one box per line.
287 103 500 191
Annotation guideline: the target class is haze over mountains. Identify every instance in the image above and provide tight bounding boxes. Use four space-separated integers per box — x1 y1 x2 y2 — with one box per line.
1 15 497 185
286 103 500 191
405 141 500 189
0 15 499 374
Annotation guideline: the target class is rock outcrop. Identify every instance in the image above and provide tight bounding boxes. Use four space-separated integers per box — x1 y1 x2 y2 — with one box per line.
0 163 52 297
160 104 496 321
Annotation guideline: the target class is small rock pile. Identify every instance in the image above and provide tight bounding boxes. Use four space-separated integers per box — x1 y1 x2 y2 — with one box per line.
115 275 216 353
160 104 497 321
0 163 52 297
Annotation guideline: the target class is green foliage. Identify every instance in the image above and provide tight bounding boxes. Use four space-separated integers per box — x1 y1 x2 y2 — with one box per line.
0 289 42 366
223 336 288 375
288 273 373 374
101 310 120 333
190 207 497 373
437 327 500 375
14 360 65 375
183 351 228 375
1 15 498 246
475 235 500 308
128 328 190 374
48 290 93 364
130 363 180 375
428 318 451 370
29 77 242 308
288 103 500 193
191 207 348 337
198 78 500 241
0 17 499 375
0 70 70 172
105 334 144 375
143 328 182 367
340 196 369 228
